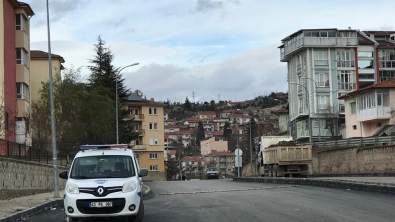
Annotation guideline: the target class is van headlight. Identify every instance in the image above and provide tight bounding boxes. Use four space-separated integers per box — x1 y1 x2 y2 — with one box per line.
66 183 79 194
122 181 137 193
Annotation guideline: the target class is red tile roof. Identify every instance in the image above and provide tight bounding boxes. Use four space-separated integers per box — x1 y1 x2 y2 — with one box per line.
205 151 234 157
165 125 180 129
212 131 224 136
340 78 395 99
363 31 395 37
164 119 177 122
125 99 164 107
181 156 203 162
222 109 243 114
198 111 216 115
273 108 289 113
31 50 65 62
357 33 375 45
229 114 250 118
186 118 200 122
165 131 193 136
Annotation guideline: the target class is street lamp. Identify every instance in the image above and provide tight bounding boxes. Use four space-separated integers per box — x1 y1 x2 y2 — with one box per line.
116 63 139 144
302 77 321 142
290 82 312 146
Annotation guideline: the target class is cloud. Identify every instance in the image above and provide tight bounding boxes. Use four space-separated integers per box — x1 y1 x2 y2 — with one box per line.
195 0 223 12
123 43 287 103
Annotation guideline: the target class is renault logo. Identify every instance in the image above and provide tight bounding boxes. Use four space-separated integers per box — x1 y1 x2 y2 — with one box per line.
97 187 104 195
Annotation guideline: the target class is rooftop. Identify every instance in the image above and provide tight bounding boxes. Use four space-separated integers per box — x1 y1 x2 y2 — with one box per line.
31 50 65 63
340 78 395 99
205 151 234 157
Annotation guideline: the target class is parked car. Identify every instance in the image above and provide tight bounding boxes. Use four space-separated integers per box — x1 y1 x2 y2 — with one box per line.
206 167 219 179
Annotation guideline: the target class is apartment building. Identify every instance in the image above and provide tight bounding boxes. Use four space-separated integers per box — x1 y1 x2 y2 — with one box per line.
279 28 395 142
200 137 228 156
0 0 34 144
204 151 235 176
340 78 395 138
198 111 216 119
125 94 166 181
30 50 64 103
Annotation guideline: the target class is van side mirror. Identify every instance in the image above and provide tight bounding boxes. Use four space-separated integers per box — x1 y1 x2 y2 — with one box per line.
139 168 148 177
59 171 68 179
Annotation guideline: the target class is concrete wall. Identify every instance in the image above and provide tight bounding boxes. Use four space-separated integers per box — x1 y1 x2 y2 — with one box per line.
0 157 68 190
242 159 258 176
143 171 166 181
312 145 395 175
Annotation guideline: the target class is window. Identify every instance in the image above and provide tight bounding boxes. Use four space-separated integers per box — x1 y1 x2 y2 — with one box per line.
377 122 382 128
317 95 330 110
149 138 154 145
154 123 158 130
154 138 158 145
336 50 354 67
16 48 28 66
358 52 373 58
338 71 355 90
352 125 357 130
379 70 395 82
350 102 356 114
376 90 389 107
153 108 157 115
16 83 29 100
149 108 152 115
314 51 328 65
15 14 26 31
298 98 303 113
358 60 374 69
149 123 153 129
150 153 158 159
378 49 395 68
315 73 329 87
149 165 158 171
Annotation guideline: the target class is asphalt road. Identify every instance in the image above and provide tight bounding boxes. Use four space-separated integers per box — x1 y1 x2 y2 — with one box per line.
24 179 395 222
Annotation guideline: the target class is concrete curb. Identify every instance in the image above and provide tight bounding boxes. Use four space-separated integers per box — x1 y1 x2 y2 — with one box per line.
0 199 63 222
233 177 395 195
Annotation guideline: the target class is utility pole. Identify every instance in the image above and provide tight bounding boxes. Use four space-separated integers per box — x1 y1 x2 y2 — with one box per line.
47 0 59 198
249 122 253 176
218 94 220 103
192 91 195 103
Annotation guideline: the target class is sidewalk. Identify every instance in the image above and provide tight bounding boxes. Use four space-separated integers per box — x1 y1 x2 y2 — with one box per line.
313 177 395 185
0 191 63 218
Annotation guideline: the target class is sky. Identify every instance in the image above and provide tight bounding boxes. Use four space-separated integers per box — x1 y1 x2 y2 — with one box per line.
25 0 394 103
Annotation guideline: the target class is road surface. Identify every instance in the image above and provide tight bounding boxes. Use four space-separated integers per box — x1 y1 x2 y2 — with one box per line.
24 179 395 222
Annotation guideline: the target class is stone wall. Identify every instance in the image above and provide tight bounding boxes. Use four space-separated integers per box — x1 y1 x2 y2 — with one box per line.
242 159 258 176
312 145 395 175
0 157 68 190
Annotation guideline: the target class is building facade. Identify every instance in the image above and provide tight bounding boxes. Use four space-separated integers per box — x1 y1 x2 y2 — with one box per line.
125 94 166 181
200 137 228 156
341 78 395 138
204 151 235 176
0 0 34 145
280 28 395 142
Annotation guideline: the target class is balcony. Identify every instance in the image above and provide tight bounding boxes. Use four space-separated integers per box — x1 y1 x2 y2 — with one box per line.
379 60 395 68
219 158 226 163
282 37 358 61
125 114 144 121
357 106 391 122
337 61 355 68
134 129 145 136
338 82 356 91
339 105 345 113
314 60 329 66
131 144 147 150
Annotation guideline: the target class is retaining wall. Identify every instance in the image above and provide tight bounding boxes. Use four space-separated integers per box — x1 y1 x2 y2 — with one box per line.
0 157 68 190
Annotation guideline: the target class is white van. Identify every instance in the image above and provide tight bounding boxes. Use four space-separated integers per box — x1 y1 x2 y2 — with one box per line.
59 144 148 222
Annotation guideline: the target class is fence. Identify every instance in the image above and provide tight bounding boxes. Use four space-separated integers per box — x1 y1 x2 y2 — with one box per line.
299 136 395 149
0 139 70 166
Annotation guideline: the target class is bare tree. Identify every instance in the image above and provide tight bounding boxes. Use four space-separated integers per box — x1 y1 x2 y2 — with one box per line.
29 101 51 150
0 104 17 140
322 105 339 138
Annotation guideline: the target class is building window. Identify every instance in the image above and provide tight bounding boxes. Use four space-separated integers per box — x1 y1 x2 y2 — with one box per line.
149 138 153 145
338 71 356 91
153 108 157 115
16 83 29 100
16 48 28 66
378 49 395 68
149 123 153 130
315 73 329 87
314 51 328 66
350 102 356 114
336 50 354 67
149 165 158 171
298 97 303 113
358 60 374 69
150 153 158 159
317 95 330 111
154 138 158 145
15 14 26 31
5 112 9 130
149 108 152 115
358 52 373 58
352 125 357 130
154 123 158 130
379 70 395 82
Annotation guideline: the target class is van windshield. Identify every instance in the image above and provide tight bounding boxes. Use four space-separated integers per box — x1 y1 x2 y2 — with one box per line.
70 155 136 179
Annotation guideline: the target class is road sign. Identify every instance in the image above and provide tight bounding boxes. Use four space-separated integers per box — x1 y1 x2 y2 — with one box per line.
235 148 243 157
235 156 242 167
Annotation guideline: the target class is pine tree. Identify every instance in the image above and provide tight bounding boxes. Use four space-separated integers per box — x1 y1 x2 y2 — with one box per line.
196 121 205 148
87 36 136 144
223 122 232 139
184 97 191 111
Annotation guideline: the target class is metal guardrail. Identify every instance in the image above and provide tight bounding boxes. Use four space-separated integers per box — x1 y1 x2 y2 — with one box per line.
299 136 395 149
0 139 70 166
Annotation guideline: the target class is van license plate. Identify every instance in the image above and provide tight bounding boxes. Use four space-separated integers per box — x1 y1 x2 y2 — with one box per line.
89 201 113 208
